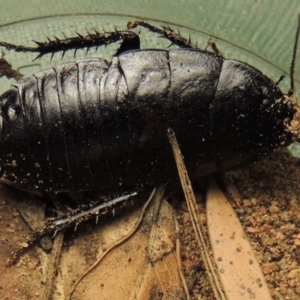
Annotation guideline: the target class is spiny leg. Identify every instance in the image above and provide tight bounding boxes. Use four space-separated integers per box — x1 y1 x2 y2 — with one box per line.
0 29 139 60
128 20 199 49
129 20 227 58
7 189 141 265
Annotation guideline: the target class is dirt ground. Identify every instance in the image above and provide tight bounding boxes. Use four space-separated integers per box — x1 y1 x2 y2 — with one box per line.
0 148 299 299
177 148 300 299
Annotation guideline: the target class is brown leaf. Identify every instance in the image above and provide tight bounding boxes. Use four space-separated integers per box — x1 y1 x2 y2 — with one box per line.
206 179 272 300
69 187 187 300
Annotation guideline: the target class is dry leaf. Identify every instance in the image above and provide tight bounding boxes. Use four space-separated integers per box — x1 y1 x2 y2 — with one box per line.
70 186 187 300
0 184 188 300
206 179 272 300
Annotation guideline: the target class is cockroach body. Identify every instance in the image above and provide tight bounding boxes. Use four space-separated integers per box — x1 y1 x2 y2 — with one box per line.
0 18 299 194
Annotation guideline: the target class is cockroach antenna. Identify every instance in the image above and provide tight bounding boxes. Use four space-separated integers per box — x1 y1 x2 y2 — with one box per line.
288 14 300 97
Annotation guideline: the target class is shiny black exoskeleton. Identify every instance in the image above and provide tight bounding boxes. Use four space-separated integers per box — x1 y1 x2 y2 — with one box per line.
0 20 299 193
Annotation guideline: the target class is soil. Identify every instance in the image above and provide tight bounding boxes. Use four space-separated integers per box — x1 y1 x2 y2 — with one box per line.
177 148 300 299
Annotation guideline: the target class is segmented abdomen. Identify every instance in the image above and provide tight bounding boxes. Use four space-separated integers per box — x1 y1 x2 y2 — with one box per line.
0 50 223 191
1 58 112 190
3 49 286 192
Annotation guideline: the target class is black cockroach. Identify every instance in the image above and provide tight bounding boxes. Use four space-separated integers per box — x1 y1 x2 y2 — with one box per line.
0 17 300 266
0 17 299 195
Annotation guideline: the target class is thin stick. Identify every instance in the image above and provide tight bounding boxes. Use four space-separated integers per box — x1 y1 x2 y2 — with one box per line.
288 14 300 97
167 128 226 300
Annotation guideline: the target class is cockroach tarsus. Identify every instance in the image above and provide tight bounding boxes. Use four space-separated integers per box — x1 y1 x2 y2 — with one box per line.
0 16 299 264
